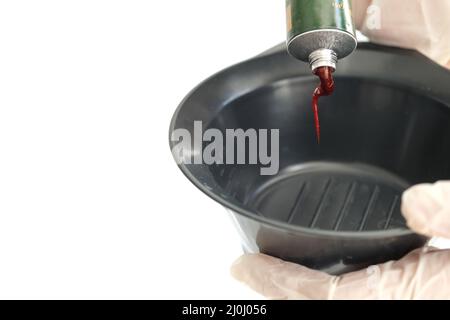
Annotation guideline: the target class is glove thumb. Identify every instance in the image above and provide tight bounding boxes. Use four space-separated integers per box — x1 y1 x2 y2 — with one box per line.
402 181 450 238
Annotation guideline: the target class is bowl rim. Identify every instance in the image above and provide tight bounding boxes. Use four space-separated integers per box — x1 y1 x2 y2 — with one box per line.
168 43 450 240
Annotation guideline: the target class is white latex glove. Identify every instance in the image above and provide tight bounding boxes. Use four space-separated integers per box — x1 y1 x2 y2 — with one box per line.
231 181 450 299
352 0 450 68
230 2 450 299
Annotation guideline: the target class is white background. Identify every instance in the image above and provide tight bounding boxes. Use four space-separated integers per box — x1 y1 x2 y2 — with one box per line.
0 1 285 299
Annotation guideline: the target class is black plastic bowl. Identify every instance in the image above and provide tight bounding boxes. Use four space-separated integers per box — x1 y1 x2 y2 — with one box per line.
169 43 450 274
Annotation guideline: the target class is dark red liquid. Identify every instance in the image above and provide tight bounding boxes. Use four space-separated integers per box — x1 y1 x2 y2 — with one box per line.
312 66 335 144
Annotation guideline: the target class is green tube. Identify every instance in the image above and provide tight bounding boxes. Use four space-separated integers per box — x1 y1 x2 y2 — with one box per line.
286 0 357 71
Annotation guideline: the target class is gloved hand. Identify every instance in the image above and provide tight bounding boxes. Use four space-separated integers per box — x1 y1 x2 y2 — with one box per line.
352 0 450 69
230 0 450 300
231 182 450 299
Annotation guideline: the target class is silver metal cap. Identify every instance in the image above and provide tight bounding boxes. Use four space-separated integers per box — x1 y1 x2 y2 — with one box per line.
309 49 338 72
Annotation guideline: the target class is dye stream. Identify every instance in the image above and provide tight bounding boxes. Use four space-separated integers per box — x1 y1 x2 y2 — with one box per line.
312 66 335 144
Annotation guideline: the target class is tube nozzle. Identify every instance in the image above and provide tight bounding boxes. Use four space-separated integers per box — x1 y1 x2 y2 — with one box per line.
309 49 338 73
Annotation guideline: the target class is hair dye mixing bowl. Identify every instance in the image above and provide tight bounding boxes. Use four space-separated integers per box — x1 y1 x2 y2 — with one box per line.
169 43 450 274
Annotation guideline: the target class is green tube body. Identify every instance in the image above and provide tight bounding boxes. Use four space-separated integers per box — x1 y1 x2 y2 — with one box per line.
286 0 357 70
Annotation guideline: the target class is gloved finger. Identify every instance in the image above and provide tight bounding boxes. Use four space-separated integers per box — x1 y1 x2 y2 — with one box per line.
402 181 450 239
231 247 450 299
230 253 336 300
333 247 450 299
351 0 372 29
358 0 450 68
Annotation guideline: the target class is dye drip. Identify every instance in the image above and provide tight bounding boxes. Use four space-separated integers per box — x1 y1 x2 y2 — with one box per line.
312 66 335 143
